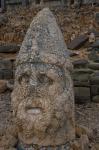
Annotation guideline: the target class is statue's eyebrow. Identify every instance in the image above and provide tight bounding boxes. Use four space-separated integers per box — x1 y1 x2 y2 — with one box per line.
16 68 31 80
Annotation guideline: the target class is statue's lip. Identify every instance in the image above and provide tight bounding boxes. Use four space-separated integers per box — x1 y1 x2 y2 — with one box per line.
25 106 42 114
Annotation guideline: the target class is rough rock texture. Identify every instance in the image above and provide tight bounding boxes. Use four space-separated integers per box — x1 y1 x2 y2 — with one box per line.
11 8 75 148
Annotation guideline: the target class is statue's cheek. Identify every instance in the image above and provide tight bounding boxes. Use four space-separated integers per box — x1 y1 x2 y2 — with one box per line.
48 82 64 96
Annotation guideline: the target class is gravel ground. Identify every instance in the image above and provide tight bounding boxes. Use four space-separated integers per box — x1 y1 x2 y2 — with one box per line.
76 103 99 143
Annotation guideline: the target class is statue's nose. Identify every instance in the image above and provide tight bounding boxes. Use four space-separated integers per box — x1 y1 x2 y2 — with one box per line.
28 79 42 99
29 77 41 93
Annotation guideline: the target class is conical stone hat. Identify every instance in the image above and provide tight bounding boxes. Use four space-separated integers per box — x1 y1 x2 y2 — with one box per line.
16 8 71 70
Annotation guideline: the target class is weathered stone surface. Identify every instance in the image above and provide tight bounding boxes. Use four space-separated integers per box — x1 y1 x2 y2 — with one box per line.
11 8 75 148
67 35 88 50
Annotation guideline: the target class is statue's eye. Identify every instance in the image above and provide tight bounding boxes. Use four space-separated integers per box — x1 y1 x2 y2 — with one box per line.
38 74 53 85
18 74 29 84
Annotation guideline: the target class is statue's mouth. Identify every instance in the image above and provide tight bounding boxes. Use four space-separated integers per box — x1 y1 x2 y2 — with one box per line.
26 107 42 115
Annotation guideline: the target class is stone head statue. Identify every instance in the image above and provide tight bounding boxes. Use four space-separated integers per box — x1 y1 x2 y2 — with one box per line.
11 8 75 147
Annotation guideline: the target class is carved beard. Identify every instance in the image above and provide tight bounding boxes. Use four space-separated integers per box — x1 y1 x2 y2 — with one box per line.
15 88 74 146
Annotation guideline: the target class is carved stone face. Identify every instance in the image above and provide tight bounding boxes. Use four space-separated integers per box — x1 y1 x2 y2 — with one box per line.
11 8 75 147
12 62 75 146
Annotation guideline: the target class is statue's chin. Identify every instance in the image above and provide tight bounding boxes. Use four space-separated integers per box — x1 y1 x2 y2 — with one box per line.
17 109 66 146
18 128 73 146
